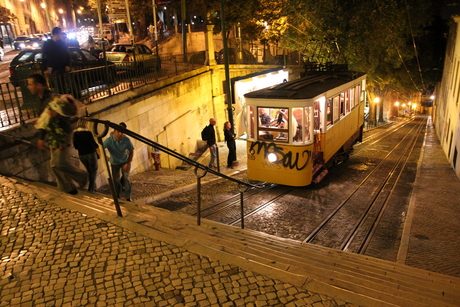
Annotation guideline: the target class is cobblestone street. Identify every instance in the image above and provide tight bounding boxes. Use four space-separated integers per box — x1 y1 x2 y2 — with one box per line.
0 184 352 307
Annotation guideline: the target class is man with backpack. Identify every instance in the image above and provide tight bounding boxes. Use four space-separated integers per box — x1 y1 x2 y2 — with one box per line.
202 118 217 169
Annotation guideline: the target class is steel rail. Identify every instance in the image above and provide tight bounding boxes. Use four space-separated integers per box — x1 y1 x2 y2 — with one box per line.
354 120 426 254
303 117 424 244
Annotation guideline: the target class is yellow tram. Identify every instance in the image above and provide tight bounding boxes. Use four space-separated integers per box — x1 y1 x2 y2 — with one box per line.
244 71 367 186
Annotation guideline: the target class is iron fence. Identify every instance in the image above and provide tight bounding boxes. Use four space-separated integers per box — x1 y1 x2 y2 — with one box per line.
1 50 292 129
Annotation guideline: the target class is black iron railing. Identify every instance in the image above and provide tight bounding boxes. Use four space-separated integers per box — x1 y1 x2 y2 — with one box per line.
88 118 260 226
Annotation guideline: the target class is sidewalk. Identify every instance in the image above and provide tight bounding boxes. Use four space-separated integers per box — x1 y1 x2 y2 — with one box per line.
398 117 460 276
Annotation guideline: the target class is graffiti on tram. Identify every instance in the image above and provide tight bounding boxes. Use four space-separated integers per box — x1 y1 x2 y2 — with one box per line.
248 141 312 171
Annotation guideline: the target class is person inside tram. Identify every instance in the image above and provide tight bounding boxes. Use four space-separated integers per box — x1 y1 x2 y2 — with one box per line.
259 108 271 127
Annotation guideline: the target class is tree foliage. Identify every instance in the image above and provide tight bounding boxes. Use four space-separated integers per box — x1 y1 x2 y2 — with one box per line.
281 0 444 95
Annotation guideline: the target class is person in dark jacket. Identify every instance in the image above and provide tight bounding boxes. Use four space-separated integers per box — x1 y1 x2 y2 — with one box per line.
223 121 236 169
73 118 100 193
204 118 217 168
42 27 71 75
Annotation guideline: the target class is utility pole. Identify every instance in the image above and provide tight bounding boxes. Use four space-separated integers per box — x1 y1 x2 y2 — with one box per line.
220 0 234 131
181 0 187 63
125 0 134 44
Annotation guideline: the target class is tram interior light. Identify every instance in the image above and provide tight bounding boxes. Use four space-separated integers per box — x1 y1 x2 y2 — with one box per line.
267 153 277 162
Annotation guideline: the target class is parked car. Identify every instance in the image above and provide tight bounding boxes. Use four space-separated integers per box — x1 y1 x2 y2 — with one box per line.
21 37 43 49
104 43 161 71
216 48 257 64
0 47 4 61
9 47 115 86
33 34 48 41
13 36 31 50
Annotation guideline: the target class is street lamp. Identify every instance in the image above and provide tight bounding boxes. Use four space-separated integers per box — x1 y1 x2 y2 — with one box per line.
41 2 53 31
374 97 380 124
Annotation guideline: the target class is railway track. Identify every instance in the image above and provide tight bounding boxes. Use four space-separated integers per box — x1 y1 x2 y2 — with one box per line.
200 183 295 225
302 117 426 253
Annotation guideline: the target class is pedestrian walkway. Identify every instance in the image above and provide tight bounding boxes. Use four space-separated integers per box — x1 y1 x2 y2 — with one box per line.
0 177 354 307
397 117 460 276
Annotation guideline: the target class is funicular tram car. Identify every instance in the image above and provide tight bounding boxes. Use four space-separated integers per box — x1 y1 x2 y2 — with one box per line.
244 71 367 186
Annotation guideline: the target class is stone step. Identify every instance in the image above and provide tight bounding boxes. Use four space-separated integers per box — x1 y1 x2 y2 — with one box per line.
6 177 460 307
195 223 460 288
151 219 460 307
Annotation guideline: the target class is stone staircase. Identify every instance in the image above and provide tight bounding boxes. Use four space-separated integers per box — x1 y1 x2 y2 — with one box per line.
2 176 460 307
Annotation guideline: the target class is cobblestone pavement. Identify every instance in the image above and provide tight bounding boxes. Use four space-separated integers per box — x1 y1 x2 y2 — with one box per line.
0 184 354 307
97 140 250 202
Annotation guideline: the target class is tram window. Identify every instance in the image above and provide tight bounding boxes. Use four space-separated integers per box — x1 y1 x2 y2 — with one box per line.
292 108 303 143
355 85 361 104
257 107 289 142
333 96 340 122
257 107 289 129
327 98 333 126
340 93 345 116
350 88 355 109
258 130 288 142
345 90 350 113
249 106 255 139
305 107 312 143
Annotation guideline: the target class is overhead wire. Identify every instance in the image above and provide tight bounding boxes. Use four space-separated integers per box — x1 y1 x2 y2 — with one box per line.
404 0 426 89
373 0 421 91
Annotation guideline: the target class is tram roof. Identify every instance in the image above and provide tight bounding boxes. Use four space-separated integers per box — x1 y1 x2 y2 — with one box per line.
244 71 366 100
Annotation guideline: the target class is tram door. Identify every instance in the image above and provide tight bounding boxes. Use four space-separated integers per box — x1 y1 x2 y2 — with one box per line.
313 100 324 164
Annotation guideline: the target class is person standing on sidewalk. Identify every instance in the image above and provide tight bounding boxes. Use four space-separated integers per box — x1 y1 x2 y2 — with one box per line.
73 119 100 193
223 121 236 169
203 118 217 169
33 83 87 195
103 123 134 201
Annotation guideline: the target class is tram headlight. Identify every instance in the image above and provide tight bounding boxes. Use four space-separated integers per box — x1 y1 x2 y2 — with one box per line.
267 153 278 162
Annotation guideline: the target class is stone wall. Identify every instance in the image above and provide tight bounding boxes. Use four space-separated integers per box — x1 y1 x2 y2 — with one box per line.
0 64 302 188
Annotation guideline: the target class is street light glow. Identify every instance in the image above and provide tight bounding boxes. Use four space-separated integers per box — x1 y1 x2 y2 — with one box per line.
41 3 46 8
395 102 400 106
374 97 380 103
408 101 412 105
402 104 406 108
77 9 82 14
58 8 64 14
430 95 435 100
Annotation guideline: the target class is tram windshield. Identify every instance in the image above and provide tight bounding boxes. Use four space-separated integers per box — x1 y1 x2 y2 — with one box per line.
257 107 289 142
251 106 313 144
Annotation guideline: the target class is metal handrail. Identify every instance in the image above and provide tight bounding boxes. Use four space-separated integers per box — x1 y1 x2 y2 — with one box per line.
87 118 258 188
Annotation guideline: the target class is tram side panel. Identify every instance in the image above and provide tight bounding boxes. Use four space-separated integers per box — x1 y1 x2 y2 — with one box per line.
323 103 364 163
247 142 314 186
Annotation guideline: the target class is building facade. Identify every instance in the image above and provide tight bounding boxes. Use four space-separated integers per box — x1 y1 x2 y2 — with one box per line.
435 16 460 178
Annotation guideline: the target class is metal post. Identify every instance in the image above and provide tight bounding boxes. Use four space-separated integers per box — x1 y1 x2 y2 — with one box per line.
181 0 187 63
194 166 207 226
240 191 244 229
216 145 220 173
238 184 248 229
96 0 110 95
220 0 234 132
92 122 123 217
125 0 135 44
152 0 158 41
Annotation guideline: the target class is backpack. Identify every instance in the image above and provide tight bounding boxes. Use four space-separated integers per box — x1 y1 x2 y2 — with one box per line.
201 126 208 141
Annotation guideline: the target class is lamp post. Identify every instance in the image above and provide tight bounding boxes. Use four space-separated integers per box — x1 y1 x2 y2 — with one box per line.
394 102 399 120
374 97 380 126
